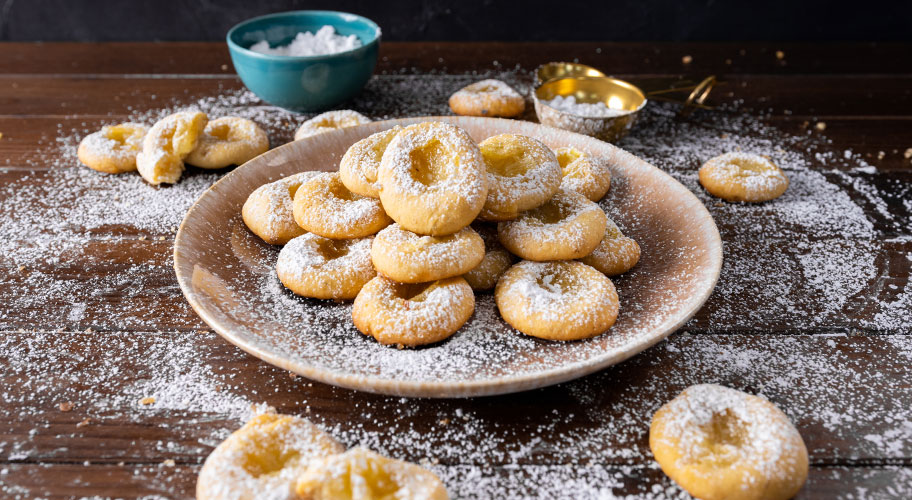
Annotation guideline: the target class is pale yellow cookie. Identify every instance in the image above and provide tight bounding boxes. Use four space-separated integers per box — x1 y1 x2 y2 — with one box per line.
477 134 562 221
292 172 391 239
339 126 402 198
186 116 269 169
241 171 321 245
495 260 618 341
650 384 809 500
352 276 474 347
555 146 612 201
294 110 371 141
699 152 789 202
377 121 488 235
497 189 607 261
297 447 448 500
77 122 148 174
449 79 525 118
196 413 344 500
371 223 484 283
464 223 515 291
137 110 208 185
578 217 640 276
276 233 375 300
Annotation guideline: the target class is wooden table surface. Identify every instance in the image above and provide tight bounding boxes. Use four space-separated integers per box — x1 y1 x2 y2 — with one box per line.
1 42 911 498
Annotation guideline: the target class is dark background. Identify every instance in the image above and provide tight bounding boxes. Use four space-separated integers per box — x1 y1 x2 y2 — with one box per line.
1 0 910 42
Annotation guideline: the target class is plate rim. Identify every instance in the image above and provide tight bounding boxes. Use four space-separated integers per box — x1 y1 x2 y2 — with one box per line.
174 115 723 398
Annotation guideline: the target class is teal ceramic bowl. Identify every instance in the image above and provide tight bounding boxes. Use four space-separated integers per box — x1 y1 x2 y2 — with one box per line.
227 11 380 112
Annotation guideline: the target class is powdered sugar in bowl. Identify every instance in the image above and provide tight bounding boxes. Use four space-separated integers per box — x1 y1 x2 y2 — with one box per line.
534 76 646 143
227 11 380 112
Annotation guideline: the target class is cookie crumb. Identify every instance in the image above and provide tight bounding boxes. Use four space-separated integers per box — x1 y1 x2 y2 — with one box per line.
162 459 176 467
682 55 693 65
437 418 450 426
220 64 228 71
77 418 91 428
903 148 912 159
815 121 827 131
775 50 785 60
877 151 885 160
58 402 74 412
139 396 156 405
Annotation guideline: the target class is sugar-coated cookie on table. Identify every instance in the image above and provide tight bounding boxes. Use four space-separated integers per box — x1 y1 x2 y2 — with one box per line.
186 116 269 169
377 121 488 236
292 172 391 239
370 223 484 283
297 447 448 500
699 152 789 202
353 275 474 347
196 413 344 500
294 109 371 141
579 216 641 276
495 260 619 341
497 188 607 261
77 122 148 174
339 125 402 198
555 146 612 202
276 233 375 300
449 79 525 118
650 384 808 500
477 133 562 221
137 110 208 185
241 171 320 245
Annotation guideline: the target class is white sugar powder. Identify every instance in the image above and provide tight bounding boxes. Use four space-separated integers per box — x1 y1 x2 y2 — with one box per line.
544 95 630 118
249 26 362 57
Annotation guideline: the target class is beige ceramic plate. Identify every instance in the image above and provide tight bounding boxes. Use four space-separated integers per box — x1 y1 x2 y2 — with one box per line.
174 116 722 398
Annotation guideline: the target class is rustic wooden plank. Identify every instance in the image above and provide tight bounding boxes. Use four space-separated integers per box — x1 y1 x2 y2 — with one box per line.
2 331 910 468
2 462 909 499
0 42 909 76
0 74 911 118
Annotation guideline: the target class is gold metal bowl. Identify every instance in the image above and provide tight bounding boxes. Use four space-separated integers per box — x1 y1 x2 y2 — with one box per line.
535 62 605 85
534 76 647 143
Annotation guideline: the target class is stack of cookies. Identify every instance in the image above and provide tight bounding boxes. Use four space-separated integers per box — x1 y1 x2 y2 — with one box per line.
242 121 640 347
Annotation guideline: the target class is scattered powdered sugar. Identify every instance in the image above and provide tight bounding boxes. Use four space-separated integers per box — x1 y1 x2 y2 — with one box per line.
1 69 910 499
544 95 631 118
249 26 362 57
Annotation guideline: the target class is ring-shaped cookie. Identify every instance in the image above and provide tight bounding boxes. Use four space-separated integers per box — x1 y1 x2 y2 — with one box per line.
77 122 148 174
186 116 269 169
276 233 375 300
294 110 371 141
352 276 474 347
464 223 515 291
242 171 321 245
196 413 344 500
495 260 618 341
297 447 448 500
292 172 391 239
137 110 208 185
497 189 607 261
578 217 641 276
555 146 612 201
377 121 488 236
698 152 789 202
650 384 809 500
371 224 484 283
477 134 562 221
448 79 525 118
339 126 402 198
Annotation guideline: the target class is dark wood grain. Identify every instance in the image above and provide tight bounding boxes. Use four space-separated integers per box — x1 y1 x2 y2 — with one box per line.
0 42 910 499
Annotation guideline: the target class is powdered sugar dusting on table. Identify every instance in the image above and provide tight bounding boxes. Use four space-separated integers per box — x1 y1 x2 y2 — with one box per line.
0 71 910 499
